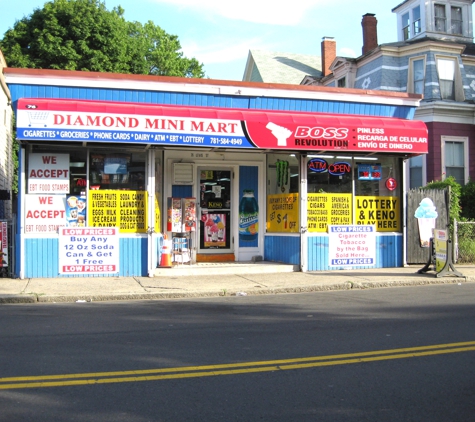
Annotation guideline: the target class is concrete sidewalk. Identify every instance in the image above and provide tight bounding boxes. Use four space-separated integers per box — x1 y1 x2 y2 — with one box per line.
0 264 473 304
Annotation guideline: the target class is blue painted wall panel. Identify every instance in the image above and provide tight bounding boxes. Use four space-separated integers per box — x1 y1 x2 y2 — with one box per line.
25 238 59 278
10 85 414 119
119 237 148 276
171 185 193 198
264 235 300 265
307 234 403 271
24 237 147 278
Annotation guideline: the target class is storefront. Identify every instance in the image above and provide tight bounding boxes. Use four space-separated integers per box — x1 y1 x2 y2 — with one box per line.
4 68 427 278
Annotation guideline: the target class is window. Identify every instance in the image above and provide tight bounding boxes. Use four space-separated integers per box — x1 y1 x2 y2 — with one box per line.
443 138 467 185
413 6 421 36
413 59 425 94
403 12 410 40
451 6 462 35
337 77 346 88
436 58 455 100
409 155 424 188
408 56 426 95
434 4 446 32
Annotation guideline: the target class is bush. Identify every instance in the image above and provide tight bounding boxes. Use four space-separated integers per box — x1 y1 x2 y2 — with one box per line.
423 176 461 223
460 179 475 220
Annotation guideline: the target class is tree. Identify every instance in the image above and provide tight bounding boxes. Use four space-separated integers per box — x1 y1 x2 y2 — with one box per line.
0 0 205 78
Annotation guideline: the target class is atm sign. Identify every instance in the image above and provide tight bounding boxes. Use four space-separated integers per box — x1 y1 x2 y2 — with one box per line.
308 158 328 173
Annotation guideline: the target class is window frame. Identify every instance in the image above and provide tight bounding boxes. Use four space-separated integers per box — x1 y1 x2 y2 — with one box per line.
337 77 346 88
407 154 426 189
408 56 426 95
441 136 469 185
434 3 447 32
402 12 411 40
435 55 464 101
451 6 463 35
413 6 421 36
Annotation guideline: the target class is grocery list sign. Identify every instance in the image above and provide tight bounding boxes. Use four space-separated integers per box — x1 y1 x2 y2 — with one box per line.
59 227 119 274
328 225 376 267
28 153 70 194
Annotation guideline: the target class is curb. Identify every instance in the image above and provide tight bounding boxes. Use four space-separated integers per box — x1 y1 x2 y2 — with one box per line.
0 276 471 304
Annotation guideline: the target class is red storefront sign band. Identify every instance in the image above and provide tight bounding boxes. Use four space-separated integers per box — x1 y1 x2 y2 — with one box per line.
16 98 428 155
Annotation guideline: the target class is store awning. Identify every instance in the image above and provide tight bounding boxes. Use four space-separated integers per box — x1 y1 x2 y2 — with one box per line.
16 98 428 154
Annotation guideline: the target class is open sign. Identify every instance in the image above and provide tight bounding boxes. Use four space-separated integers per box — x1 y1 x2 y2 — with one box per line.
328 162 351 176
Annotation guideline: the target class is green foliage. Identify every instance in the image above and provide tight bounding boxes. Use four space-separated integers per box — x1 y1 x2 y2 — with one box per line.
423 176 461 223
460 179 475 220
0 0 205 77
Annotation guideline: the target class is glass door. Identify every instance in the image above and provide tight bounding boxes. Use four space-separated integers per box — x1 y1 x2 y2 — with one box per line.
198 168 232 253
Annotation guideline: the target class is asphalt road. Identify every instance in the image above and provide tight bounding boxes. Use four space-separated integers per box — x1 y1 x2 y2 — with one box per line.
1 283 474 421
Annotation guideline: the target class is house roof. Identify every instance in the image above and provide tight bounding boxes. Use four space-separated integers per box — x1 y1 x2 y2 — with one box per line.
242 50 322 84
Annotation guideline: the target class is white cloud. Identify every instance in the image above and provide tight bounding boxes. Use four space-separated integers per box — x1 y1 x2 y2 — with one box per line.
182 36 276 64
151 0 329 25
338 47 358 58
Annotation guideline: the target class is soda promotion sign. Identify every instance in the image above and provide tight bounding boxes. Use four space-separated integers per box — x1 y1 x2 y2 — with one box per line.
28 153 70 194
16 99 428 154
59 227 119 274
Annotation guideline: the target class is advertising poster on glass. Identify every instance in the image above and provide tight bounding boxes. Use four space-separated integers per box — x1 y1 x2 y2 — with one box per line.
200 211 230 249
66 194 87 227
0 221 8 267
183 197 196 232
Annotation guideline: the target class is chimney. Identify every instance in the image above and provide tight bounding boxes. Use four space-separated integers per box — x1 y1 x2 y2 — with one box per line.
321 36 336 77
361 13 378 55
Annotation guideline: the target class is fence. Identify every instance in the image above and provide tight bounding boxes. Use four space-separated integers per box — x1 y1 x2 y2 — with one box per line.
454 220 475 264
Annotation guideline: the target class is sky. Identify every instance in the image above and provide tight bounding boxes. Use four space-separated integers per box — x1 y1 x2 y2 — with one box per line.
0 0 403 81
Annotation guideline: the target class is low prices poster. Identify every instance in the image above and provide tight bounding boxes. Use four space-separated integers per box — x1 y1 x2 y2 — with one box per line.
87 190 147 233
307 193 352 232
59 227 119 274
266 193 299 233
355 196 399 232
328 225 376 267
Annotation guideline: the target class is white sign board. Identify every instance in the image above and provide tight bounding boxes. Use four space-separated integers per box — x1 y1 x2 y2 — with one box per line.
59 227 119 274
328 225 376 267
25 194 67 233
28 153 70 194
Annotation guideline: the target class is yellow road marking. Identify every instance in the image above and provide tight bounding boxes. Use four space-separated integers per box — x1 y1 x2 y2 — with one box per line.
1 341 474 390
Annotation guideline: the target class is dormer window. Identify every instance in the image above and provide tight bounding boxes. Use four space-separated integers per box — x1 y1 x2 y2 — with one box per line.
451 6 463 35
413 6 421 35
401 6 422 40
337 77 346 88
403 12 410 40
435 4 447 32
437 58 455 100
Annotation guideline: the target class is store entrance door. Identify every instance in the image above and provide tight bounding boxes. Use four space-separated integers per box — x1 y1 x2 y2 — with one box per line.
198 168 233 258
